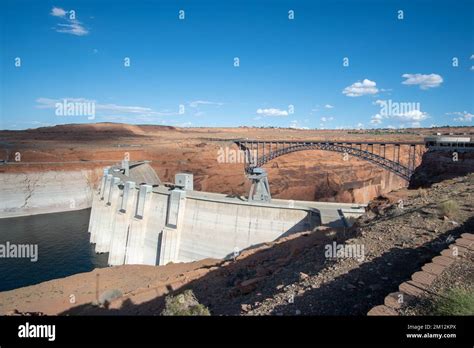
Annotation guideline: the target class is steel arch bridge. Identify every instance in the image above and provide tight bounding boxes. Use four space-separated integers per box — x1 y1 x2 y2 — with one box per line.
234 140 426 181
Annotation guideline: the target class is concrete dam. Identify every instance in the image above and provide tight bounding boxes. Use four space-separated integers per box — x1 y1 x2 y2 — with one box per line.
89 161 365 266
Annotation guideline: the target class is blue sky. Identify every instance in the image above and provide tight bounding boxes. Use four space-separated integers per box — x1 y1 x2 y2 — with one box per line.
1 0 473 130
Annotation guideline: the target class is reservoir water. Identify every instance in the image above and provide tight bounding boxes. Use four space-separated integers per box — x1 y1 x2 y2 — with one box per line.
0 209 108 292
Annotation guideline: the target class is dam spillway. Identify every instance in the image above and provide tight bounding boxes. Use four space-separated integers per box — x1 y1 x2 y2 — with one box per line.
89 161 364 266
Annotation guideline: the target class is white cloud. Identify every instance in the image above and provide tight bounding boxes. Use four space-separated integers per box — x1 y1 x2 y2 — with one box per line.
51 7 67 17
50 7 89 36
35 97 177 119
356 122 364 129
324 104 334 109
256 108 288 117
411 122 421 128
96 103 165 115
401 73 443 90
36 97 91 109
320 116 334 122
370 114 383 125
391 109 428 122
371 100 429 127
189 100 223 108
56 21 88 36
289 120 309 129
342 79 379 97
447 111 473 123
174 121 193 127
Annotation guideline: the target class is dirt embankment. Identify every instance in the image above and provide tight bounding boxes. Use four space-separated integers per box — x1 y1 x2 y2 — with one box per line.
2 174 473 316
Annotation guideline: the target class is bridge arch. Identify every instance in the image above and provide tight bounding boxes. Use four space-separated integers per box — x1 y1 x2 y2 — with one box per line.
235 140 424 181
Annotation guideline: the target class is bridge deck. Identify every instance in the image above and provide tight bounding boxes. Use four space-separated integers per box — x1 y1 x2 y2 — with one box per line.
206 138 426 146
239 140 425 145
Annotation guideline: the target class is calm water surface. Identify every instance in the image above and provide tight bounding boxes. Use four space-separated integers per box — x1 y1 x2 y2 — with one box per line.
0 209 108 292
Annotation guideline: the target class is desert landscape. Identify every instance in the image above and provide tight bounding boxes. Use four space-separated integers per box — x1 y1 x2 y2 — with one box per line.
1 0 472 345
2 123 469 207
1 123 473 318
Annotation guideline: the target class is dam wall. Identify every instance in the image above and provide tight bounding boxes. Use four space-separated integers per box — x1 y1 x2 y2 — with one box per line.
178 194 315 262
88 162 366 266
88 167 322 266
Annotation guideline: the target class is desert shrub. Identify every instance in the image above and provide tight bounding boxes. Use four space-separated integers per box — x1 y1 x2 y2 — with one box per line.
98 289 123 307
418 188 428 201
467 173 474 184
162 289 210 316
430 288 474 315
438 200 459 218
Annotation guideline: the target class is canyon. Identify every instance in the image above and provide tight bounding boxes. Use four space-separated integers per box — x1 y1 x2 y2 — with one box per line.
0 123 457 218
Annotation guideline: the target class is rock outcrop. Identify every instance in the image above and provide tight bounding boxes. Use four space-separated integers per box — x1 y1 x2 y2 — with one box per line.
410 151 474 188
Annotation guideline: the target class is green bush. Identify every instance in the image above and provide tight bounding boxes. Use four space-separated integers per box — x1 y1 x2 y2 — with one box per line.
162 289 210 316
431 288 474 316
438 200 459 218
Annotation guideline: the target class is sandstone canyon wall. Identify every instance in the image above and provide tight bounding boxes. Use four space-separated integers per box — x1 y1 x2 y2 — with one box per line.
410 151 474 188
0 168 103 218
